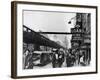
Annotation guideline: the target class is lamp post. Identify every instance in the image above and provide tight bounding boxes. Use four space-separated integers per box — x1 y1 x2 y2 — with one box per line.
68 16 76 24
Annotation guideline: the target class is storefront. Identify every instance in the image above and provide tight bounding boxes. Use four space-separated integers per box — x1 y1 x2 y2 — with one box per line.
80 43 91 65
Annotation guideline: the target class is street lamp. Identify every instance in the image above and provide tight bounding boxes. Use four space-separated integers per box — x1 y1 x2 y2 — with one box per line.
68 16 76 24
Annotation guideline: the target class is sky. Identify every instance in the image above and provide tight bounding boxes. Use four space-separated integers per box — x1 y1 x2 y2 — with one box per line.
23 10 76 48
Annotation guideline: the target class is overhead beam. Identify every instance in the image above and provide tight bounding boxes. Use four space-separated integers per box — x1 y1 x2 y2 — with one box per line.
37 32 84 34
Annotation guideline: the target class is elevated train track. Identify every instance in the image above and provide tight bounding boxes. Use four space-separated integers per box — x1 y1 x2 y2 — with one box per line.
23 25 65 49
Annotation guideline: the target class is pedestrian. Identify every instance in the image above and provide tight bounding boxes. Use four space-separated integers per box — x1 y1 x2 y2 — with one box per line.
58 49 65 67
52 49 59 68
24 49 34 69
23 49 29 69
66 53 72 67
24 45 34 69
66 49 73 67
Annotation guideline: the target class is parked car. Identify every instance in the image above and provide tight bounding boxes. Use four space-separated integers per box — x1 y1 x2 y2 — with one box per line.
33 51 52 67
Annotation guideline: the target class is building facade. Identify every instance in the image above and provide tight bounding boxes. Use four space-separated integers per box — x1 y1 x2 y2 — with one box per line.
71 13 91 65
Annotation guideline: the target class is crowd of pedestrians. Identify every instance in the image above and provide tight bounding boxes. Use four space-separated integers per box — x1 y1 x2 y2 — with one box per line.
23 47 91 69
